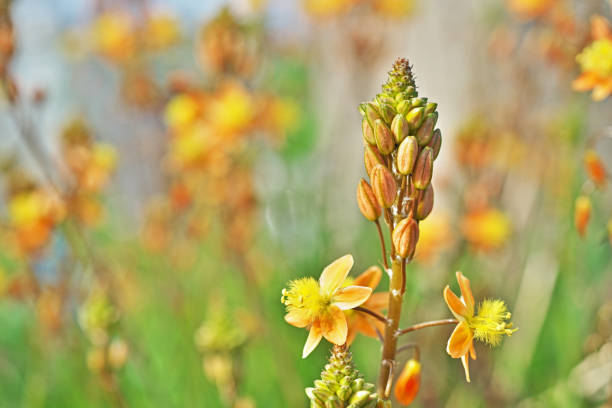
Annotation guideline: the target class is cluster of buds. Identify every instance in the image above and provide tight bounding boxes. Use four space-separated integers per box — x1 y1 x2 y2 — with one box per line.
78 287 128 374
194 302 250 406
357 58 441 259
306 345 377 408
61 118 117 226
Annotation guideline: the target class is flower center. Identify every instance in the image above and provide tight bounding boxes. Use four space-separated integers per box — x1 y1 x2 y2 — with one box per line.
577 39 612 78
281 278 332 322
466 299 516 346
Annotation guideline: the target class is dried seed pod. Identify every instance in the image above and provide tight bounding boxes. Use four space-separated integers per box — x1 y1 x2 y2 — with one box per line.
396 136 418 175
362 118 376 145
356 179 382 221
412 147 433 190
392 217 419 259
427 128 442 160
372 164 397 208
415 185 434 220
391 113 410 144
405 107 424 132
416 112 437 146
374 119 395 155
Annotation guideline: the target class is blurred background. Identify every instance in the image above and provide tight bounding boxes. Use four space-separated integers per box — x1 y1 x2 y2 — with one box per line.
0 0 611 407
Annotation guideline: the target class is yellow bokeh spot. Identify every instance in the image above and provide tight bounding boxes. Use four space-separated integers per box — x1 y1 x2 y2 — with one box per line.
9 192 46 226
209 84 255 136
170 122 213 166
92 143 118 172
373 0 416 18
576 39 612 78
461 209 511 251
165 94 200 129
145 14 180 50
303 0 355 18
93 12 134 61
506 0 555 19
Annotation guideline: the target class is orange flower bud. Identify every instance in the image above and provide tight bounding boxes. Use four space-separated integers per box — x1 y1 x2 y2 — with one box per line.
392 217 419 259
415 112 437 146
396 136 418 175
374 119 395 155
574 195 591 237
357 179 382 221
372 164 397 208
415 185 434 221
394 359 421 405
364 145 386 178
362 118 376 145
391 113 410 143
427 128 442 160
412 147 433 190
584 149 607 188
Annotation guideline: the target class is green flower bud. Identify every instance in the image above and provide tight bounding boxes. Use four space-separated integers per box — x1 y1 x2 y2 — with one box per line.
374 119 395 155
390 113 409 143
412 147 433 190
427 128 442 159
395 99 411 116
362 118 376 145
416 112 437 146
410 97 427 107
424 102 437 115
361 103 381 130
396 136 419 175
406 107 425 132
378 103 395 124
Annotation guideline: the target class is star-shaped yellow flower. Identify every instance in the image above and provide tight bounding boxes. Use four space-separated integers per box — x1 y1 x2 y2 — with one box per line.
281 255 372 358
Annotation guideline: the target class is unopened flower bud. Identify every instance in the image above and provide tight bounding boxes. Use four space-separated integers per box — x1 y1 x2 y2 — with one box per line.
412 147 433 190
374 119 395 155
362 118 376 145
364 145 385 178
378 103 395 124
326 396 341 408
416 112 437 146
405 107 424 132
584 149 607 188
392 217 419 259
391 114 410 144
415 185 434 220
410 97 426 107
394 359 421 405
337 385 352 401
348 390 374 406
357 179 382 221
396 99 411 116
427 129 442 160
424 102 437 115
372 165 397 208
396 136 418 175
361 102 381 129
574 195 591 237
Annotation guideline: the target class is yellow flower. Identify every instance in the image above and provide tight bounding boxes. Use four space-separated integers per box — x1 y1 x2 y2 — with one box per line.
209 83 255 136
281 255 372 358
444 272 516 382
164 94 200 130
573 16 612 101
144 14 180 51
461 208 511 251
302 0 355 18
93 12 134 62
373 0 416 18
506 0 556 19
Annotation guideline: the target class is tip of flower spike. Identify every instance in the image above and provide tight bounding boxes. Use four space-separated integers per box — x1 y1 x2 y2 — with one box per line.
381 57 417 97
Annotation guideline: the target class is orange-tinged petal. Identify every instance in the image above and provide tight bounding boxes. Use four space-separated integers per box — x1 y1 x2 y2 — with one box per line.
572 72 598 91
592 79 612 101
446 321 473 358
461 353 472 383
443 285 468 319
363 291 389 312
394 359 421 405
456 272 475 315
319 254 354 295
284 311 310 328
469 342 477 360
333 285 372 310
303 323 323 358
354 265 382 289
591 15 612 40
321 305 348 345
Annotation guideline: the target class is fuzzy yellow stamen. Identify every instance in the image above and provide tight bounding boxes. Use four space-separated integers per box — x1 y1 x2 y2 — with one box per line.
467 299 517 347
576 39 612 78
281 278 330 323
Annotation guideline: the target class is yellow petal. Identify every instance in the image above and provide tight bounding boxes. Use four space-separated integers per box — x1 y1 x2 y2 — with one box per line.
572 72 598 91
284 311 309 328
592 79 612 101
333 285 372 310
446 321 473 359
321 305 348 345
302 323 323 358
354 265 382 289
456 272 475 315
319 254 354 295
461 353 471 383
363 291 389 311
443 285 468 319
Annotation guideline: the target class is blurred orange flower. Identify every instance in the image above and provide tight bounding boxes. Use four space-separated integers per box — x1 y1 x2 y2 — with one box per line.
461 208 511 251
506 0 556 19
345 265 388 345
573 16 612 101
584 149 607 188
574 195 591 237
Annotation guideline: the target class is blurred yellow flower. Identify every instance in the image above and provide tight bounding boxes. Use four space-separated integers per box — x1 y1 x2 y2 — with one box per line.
506 0 556 19
169 122 214 167
415 212 452 262
574 195 591 237
281 255 372 357
573 16 612 101
144 14 180 51
461 208 511 251
93 12 134 62
373 0 416 18
165 94 200 130
303 0 355 18
444 272 516 382
209 83 255 136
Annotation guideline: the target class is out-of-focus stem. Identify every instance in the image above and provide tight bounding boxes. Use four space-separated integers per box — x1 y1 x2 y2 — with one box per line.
396 319 457 336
